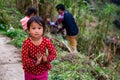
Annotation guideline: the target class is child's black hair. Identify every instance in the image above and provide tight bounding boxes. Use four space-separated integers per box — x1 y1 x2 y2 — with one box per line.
56 4 65 11
27 16 46 33
26 7 37 17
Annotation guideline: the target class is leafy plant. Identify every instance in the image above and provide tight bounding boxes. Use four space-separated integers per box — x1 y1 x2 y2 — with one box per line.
5 29 27 48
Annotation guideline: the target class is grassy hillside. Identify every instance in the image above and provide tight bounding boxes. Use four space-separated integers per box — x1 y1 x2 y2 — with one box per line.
0 0 120 80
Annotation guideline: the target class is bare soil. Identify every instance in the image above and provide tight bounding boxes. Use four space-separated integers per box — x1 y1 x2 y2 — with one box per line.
0 35 24 80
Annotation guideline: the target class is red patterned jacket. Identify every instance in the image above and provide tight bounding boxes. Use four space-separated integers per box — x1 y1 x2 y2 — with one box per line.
22 37 56 75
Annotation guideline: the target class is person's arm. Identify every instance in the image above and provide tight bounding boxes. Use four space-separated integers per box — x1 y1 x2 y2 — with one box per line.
42 54 47 63
46 39 56 62
47 14 63 27
22 41 37 68
57 26 65 33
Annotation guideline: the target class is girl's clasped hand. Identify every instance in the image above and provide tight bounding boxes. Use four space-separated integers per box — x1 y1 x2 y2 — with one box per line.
35 53 47 66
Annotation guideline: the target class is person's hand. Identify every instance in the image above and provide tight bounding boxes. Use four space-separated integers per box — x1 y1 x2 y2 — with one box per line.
46 18 51 22
42 54 47 63
35 53 43 65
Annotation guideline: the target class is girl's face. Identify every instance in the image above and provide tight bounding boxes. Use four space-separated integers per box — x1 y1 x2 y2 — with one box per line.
28 22 43 39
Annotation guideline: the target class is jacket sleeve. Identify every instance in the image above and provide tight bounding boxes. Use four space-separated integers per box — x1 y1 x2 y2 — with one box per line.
46 39 56 62
49 14 63 27
22 41 36 68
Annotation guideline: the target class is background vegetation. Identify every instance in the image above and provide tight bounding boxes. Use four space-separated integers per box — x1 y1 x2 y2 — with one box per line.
0 0 120 80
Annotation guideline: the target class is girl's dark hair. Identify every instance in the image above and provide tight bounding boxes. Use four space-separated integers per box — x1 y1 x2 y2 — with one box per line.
26 7 37 17
27 16 46 33
56 4 65 11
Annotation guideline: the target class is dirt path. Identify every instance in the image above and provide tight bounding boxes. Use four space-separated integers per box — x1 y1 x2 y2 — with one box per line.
0 35 24 80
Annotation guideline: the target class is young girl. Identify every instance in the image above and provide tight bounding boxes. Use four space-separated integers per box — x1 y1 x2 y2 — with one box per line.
22 16 56 80
20 7 37 30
